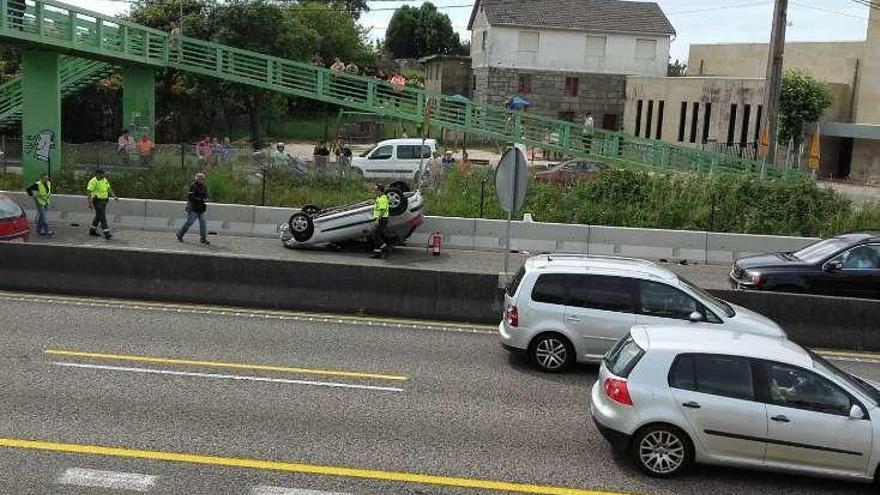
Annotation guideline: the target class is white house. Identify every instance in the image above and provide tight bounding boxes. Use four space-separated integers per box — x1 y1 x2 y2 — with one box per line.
467 0 675 129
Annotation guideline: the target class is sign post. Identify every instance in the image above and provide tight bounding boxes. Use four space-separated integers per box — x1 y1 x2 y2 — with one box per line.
495 146 528 274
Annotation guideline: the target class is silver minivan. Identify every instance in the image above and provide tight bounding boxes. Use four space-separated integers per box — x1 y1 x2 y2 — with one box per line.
499 254 786 372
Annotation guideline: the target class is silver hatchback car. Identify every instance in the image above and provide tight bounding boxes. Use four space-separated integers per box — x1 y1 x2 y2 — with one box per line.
591 326 880 482
499 254 785 372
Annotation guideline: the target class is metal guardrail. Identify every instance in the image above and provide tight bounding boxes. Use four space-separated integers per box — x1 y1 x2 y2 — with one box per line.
0 0 802 178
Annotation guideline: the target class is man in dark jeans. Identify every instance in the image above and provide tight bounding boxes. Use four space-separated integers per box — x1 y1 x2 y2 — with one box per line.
176 172 209 245
86 169 118 239
8 0 25 29
371 185 390 259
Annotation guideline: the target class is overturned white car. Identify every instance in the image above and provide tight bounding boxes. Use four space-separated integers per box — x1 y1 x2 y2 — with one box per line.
280 182 425 249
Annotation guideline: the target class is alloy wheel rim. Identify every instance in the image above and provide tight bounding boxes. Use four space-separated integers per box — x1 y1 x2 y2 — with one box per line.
639 430 685 474
292 217 309 232
388 192 402 209
535 338 567 369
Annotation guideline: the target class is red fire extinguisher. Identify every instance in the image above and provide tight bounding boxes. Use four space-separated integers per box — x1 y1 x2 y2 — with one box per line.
429 230 442 256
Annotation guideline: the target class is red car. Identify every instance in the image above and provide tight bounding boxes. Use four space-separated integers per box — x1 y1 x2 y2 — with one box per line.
534 159 607 185
0 194 29 242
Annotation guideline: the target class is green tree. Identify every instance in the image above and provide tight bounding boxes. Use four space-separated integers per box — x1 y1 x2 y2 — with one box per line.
667 59 686 77
315 0 369 19
384 3 463 59
779 69 833 146
293 2 374 67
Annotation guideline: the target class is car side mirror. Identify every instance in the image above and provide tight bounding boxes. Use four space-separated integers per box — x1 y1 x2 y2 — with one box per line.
824 260 843 272
689 311 704 323
850 404 865 420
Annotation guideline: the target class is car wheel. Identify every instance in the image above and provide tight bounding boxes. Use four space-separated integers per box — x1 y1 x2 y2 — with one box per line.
632 424 693 478
390 180 411 193
529 333 574 372
386 186 409 216
301 204 322 216
288 212 314 243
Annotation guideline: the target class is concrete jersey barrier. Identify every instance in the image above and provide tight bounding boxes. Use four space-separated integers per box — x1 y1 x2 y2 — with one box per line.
0 241 877 352
4 191 819 263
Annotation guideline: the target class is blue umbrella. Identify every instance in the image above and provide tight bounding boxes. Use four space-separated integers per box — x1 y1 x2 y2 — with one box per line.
506 96 530 110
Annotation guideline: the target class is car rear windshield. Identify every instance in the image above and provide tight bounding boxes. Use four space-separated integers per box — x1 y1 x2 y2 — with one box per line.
793 238 849 263
603 335 644 378
506 265 526 297
678 276 735 318
0 198 22 220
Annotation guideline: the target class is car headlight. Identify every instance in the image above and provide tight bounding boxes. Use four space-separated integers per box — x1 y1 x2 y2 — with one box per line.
744 271 764 286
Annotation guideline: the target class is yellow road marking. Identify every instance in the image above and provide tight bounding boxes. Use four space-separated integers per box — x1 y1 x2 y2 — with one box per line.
0 438 629 495
0 291 496 332
45 350 407 382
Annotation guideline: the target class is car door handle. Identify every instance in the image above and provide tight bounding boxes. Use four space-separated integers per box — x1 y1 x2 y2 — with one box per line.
682 401 701 409
771 415 790 423
565 316 580 322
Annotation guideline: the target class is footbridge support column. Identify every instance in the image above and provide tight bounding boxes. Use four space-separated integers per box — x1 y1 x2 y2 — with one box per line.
122 67 155 140
21 51 61 184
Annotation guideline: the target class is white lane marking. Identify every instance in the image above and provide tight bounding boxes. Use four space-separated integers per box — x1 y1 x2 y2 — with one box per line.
52 362 404 393
825 355 880 364
252 487 352 495
57 467 157 492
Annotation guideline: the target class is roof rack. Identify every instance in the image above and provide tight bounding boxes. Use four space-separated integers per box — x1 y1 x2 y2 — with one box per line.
543 253 656 265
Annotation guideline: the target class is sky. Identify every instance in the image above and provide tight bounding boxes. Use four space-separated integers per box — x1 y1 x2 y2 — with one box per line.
67 0 873 63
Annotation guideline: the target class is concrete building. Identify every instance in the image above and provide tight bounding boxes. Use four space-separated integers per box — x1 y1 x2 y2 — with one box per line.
421 55 472 98
669 7 880 181
467 0 675 129
624 77 851 173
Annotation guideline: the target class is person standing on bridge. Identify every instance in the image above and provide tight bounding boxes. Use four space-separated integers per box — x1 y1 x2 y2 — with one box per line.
86 169 118 240
25 173 53 237
176 172 210 245
371 184 391 259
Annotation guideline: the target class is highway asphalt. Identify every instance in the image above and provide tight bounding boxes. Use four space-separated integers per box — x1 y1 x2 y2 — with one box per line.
28 226 733 290
0 293 877 494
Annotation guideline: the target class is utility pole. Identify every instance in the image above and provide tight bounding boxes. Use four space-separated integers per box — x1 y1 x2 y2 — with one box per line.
763 0 788 167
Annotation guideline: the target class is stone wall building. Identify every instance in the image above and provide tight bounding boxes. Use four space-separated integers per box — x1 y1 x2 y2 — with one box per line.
467 0 674 129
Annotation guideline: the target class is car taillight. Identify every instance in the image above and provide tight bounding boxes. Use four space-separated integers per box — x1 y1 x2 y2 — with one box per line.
506 305 519 327
604 377 633 406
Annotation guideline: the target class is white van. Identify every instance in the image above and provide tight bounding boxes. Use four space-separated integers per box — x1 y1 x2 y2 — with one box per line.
351 138 437 181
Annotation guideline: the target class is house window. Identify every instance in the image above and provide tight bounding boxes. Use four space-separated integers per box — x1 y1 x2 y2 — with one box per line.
727 104 738 145
655 101 665 140
635 39 657 61
472 75 477 93
690 102 700 143
646 100 654 139
518 31 540 53
754 105 763 143
702 103 712 143
585 35 607 57
740 104 751 146
677 102 687 142
635 100 643 137
518 74 532 94
565 77 579 97
481 31 487 52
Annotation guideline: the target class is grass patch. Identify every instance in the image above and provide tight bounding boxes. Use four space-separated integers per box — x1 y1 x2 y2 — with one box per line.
2 164 878 238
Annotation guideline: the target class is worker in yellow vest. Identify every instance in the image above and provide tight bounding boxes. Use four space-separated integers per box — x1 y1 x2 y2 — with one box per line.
371 184 390 259
86 169 118 239
25 173 53 236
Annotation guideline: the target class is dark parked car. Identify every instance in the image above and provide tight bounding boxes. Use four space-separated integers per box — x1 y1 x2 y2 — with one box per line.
729 232 880 299
534 159 606 186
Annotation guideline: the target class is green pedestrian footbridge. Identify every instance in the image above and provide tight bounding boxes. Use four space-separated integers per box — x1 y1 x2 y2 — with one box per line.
0 0 791 182
0 56 112 128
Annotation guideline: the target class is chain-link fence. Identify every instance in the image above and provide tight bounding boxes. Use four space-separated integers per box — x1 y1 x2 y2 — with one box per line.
0 136 22 174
